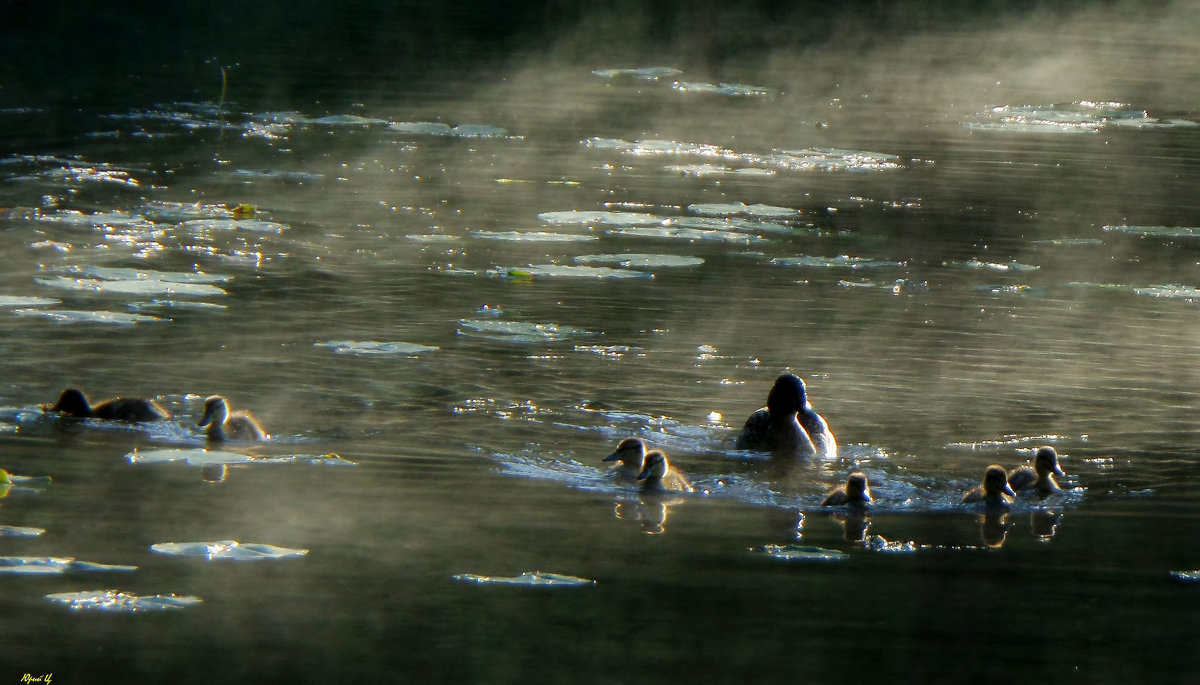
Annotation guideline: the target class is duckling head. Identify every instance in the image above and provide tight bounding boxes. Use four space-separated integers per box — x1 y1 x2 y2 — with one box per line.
603 437 647 469
766 374 807 416
48 387 91 416
636 450 671 482
846 472 873 504
197 395 230 428
984 464 1017 498
1034 447 1065 477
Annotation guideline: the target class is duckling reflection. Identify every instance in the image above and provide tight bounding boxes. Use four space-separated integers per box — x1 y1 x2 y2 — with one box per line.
602 437 647 483
962 464 1016 508
1008 446 1066 494
978 512 1011 548
636 450 694 494
735 374 836 459
613 495 682 535
822 472 872 507
45 387 171 422
202 463 229 483
197 395 267 442
1030 510 1063 540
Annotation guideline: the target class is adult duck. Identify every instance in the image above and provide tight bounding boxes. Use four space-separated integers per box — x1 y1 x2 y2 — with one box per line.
962 464 1016 508
1008 446 1066 494
45 387 170 422
197 395 267 442
734 374 836 459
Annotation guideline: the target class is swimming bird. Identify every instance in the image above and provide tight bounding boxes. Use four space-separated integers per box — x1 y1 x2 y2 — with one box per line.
602 437 648 482
197 395 267 442
822 472 872 507
636 450 694 494
1008 446 1066 494
45 387 171 422
962 464 1017 508
734 374 837 459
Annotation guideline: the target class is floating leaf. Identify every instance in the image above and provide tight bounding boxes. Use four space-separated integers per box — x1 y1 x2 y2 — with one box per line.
574 253 704 268
46 590 203 612
314 340 439 356
760 544 850 562
452 571 596 586
150 540 308 561
0 557 137 575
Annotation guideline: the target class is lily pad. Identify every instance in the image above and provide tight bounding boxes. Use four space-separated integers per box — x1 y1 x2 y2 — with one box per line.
314 340 439 356
0 557 137 575
46 590 203 612
760 544 850 562
150 540 308 561
451 571 596 586
574 253 704 268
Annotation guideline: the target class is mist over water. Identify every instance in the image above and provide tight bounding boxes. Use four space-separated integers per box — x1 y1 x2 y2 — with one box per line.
2 1 1200 683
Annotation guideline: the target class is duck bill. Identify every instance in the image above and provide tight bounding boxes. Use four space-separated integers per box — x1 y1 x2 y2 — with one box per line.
197 407 215 428
1052 464 1066 477
1002 482 1017 497
602 452 620 462
636 468 651 481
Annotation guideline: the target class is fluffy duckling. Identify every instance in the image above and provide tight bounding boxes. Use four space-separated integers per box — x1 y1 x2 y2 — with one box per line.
962 464 1017 508
822 472 872 507
602 437 648 482
45 387 171 422
1008 446 1066 494
636 450 694 494
198 395 267 442
734 374 837 459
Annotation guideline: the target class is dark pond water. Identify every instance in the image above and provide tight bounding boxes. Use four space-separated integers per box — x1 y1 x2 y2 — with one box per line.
2 2 1199 683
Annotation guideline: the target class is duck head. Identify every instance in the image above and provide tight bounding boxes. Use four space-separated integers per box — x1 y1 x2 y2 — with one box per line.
984 464 1017 498
766 374 807 416
1034 447 1066 477
603 437 647 469
48 388 92 416
197 395 230 428
636 450 671 482
846 472 873 504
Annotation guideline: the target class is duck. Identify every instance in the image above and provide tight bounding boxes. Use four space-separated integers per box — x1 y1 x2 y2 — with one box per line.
1008 446 1065 494
197 395 267 442
602 437 648 482
734 374 836 459
45 387 171 422
822 471 872 507
636 450 694 494
962 464 1017 508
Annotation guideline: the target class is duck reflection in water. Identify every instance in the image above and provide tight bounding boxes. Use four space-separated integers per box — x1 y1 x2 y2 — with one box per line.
613 497 677 535
1030 510 1063 540
1008 446 1066 494
198 395 268 443
962 464 1017 509
45 387 171 422
735 374 836 460
978 512 1012 548
602 437 648 483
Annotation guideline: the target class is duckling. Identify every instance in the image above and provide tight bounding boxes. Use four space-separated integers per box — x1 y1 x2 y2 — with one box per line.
822 472 872 507
636 450 694 494
45 387 171 422
962 464 1017 508
1008 446 1066 494
602 437 648 482
197 395 267 442
734 374 837 459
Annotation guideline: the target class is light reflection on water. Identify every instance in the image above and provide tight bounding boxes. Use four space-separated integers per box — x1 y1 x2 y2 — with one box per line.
3 5 1200 682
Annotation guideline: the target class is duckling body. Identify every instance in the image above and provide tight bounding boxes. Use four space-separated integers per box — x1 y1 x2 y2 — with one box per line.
46 387 170 422
198 395 267 442
962 464 1017 508
734 374 836 459
1008 446 1065 494
636 450 694 494
822 472 872 507
602 437 648 482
